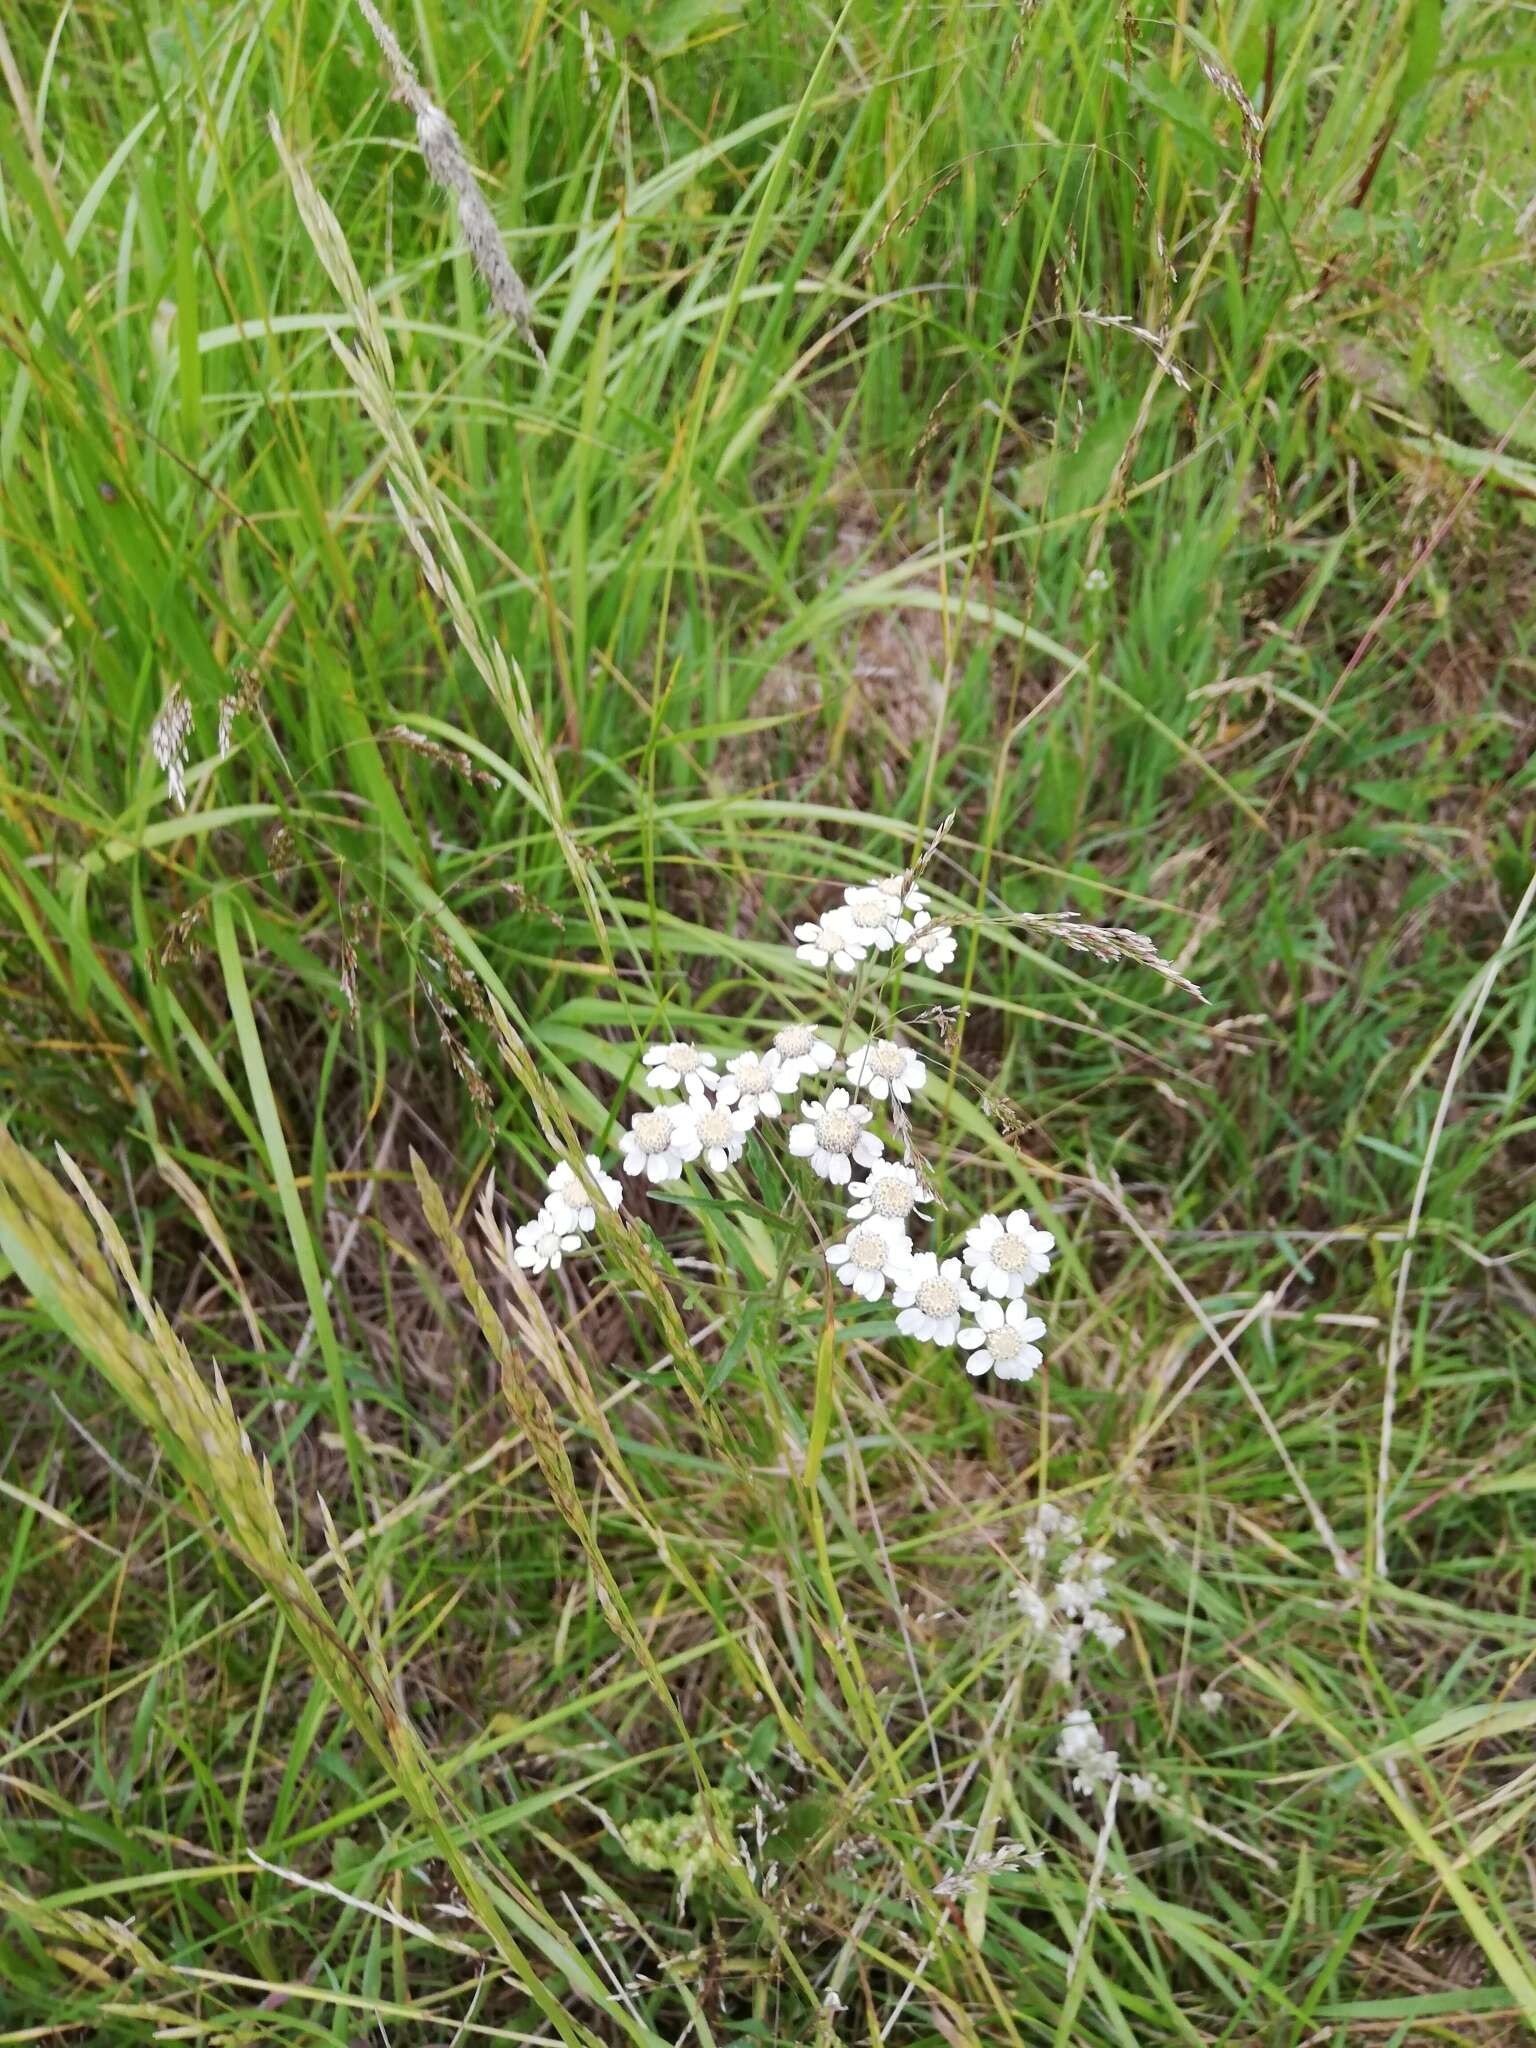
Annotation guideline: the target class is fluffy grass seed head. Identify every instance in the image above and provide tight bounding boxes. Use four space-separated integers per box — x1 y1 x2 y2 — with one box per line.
789 1087 882 1187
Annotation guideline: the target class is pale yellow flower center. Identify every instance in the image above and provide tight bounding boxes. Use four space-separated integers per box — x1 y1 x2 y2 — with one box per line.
775 1026 815 1059
868 1043 907 1079
867 1175 915 1221
916 1277 957 1317
987 1325 1025 1361
734 1059 771 1092
633 1111 675 1154
695 1109 734 1149
847 897 892 929
663 1044 703 1073
817 1111 858 1153
847 1228 891 1272
991 1233 1035 1274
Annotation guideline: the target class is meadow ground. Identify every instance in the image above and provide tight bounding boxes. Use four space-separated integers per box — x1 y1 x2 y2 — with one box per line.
2 0 1536 2041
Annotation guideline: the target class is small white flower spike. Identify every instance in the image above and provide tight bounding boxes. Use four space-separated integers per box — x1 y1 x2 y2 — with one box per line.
640 1042 719 1097
788 1087 883 1187
846 1161 934 1227
514 1204 584 1275
904 912 957 973
891 1253 978 1345
545 1155 622 1233
794 917 868 975
686 1099 755 1174
825 1218 913 1303
716 1048 791 1119
619 1104 703 1184
769 1023 836 1089
1057 1709 1118 1795
957 1299 1047 1380
963 1209 1055 1298
845 1037 927 1104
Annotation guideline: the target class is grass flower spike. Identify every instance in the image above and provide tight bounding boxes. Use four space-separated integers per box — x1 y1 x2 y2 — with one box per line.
789 1087 882 1186
620 1105 703 1183
964 1209 1055 1297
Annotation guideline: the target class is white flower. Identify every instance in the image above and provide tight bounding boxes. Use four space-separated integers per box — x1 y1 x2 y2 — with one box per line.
832 890 912 954
825 1217 912 1303
958 1300 1047 1381
794 917 867 975
685 1099 755 1174
851 873 931 915
641 1042 719 1097
1083 1608 1126 1651
1125 1771 1166 1802
769 1023 836 1089
890 1253 978 1344
1012 1583 1052 1635
963 1209 1055 1298
845 1037 928 1104
514 1204 584 1275
1057 1709 1118 1795
1199 1687 1225 1716
716 1048 792 1120
545 1154 622 1233
788 1087 883 1187
1021 1502 1080 1561
904 912 957 973
846 1162 935 1227
618 1104 703 1184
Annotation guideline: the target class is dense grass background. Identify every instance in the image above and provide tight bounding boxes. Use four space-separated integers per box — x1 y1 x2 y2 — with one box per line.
3 0 1536 2039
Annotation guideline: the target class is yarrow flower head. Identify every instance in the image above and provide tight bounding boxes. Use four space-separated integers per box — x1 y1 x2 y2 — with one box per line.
904 911 957 974
963 1209 1055 1298
545 1154 622 1233
619 1104 703 1184
831 888 912 953
514 1204 584 1275
825 1217 913 1303
788 1087 882 1187
794 916 867 975
769 1023 836 1089
958 1299 1047 1380
891 1252 978 1345
845 1037 928 1105
1057 1709 1119 1796
641 1042 718 1097
857 873 931 916
846 1161 934 1227
686 1099 755 1174
716 1048 792 1120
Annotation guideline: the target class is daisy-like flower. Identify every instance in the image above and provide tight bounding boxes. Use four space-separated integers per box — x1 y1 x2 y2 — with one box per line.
514 1203 584 1275
545 1154 622 1233
641 1042 719 1097
769 1023 837 1089
846 1161 934 1228
716 1048 791 1120
832 890 912 954
685 1099 755 1174
963 1209 1055 1298
958 1300 1047 1381
904 912 957 974
852 873 931 916
619 1104 703 1184
845 1037 928 1105
825 1217 913 1303
891 1253 978 1345
788 1087 882 1186
794 917 868 975
1057 1709 1119 1795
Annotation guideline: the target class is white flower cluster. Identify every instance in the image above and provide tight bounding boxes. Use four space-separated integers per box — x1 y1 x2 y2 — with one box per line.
495 864 1055 1389
1013 1503 1125 1687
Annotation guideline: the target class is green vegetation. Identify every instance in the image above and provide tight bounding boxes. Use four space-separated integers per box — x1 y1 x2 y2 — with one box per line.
3 0 1535 2039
